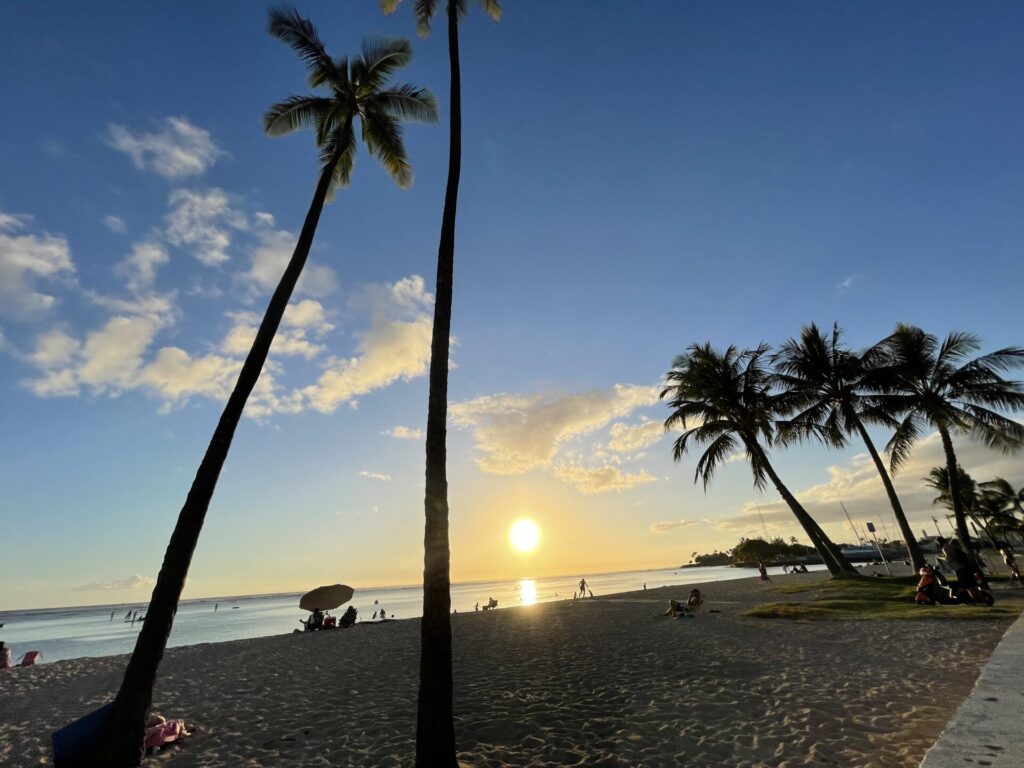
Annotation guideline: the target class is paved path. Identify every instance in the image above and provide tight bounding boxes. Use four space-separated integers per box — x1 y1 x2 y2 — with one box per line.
920 611 1024 767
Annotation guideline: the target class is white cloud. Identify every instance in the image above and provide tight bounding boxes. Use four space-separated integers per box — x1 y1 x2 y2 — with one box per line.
116 241 169 292
300 276 433 412
450 384 660 475
165 188 246 267
551 462 656 495
384 425 424 440
107 117 224 179
73 574 154 591
607 419 665 453
835 273 862 292
220 300 334 361
0 213 75 318
358 470 392 481
103 215 127 234
244 227 337 298
650 519 700 533
714 429 1024 538
137 346 240 405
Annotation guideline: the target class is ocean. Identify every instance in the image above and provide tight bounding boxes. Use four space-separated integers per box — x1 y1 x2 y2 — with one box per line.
0 563 819 664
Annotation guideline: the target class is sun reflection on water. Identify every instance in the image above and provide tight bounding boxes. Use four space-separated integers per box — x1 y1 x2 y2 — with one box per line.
518 579 537 606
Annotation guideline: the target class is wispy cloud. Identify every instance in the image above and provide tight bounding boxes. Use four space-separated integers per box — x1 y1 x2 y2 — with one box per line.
73 574 153 591
358 470 392 482
384 425 424 440
107 117 224 179
103 215 127 234
835 273 862 293
0 211 75 318
165 188 246 267
650 519 700 533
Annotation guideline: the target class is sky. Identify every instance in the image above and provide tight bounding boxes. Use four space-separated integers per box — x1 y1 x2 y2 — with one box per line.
1 2 1022 609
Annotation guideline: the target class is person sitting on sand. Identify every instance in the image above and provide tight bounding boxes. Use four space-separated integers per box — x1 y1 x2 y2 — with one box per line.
664 589 704 618
144 714 198 754
339 605 358 628
758 563 771 582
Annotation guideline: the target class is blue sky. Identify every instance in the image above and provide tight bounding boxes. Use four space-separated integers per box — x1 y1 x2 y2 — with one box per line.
1 2 1022 609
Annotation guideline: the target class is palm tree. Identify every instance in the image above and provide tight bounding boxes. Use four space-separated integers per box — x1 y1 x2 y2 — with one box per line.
877 324 1024 551
923 464 994 543
661 343 858 577
772 323 927 569
379 1 499 765
979 477 1024 519
93 10 436 765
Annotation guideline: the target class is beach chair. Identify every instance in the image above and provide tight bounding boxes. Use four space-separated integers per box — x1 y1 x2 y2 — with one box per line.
19 651 42 667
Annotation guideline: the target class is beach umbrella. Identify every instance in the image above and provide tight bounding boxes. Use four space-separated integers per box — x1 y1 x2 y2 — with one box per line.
299 584 354 612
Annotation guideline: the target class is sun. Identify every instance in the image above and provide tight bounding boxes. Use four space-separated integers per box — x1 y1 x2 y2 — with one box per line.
509 518 541 554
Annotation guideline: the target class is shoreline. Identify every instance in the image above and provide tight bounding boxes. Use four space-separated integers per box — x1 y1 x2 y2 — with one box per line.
2 572 1018 767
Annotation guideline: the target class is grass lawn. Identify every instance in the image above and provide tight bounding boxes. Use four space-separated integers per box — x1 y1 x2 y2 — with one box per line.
747 576 1024 621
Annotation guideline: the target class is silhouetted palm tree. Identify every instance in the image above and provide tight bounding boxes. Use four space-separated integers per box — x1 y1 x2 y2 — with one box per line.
979 477 1024 519
877 325 1024 551
772 323 926 569
661 343 858 576
924 465 1005 546
380 1 499 765
93 10 436 765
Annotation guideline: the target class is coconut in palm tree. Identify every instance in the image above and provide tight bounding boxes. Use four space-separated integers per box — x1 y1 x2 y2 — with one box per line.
877 325 1024 551
92 10 436 765
772 323 927 569
379 1 500 765
661 342 858 577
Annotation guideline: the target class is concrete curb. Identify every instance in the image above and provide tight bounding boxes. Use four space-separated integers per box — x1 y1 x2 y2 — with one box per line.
920 611 1024 767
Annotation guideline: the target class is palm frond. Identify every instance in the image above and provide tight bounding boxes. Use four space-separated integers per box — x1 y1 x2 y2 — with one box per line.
269 6 337 82
359 37 413 90
885 413 922 474
361 106 412 188
368 84 439 123
693 433 739 490
263 95 335 137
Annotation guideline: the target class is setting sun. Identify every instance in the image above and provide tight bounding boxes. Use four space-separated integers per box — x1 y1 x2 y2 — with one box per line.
508 519 541 554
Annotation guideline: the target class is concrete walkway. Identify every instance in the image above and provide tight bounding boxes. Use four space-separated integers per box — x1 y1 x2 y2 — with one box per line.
920 612 1024 767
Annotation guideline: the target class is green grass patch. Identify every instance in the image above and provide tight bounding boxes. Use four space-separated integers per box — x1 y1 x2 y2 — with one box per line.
753 576 1023 621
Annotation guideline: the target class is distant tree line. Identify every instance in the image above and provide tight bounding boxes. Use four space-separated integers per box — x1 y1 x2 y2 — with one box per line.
690 537 817 567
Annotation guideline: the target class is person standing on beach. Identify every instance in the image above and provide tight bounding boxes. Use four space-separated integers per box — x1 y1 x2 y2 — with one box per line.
758 563 771 582
579 577 588 597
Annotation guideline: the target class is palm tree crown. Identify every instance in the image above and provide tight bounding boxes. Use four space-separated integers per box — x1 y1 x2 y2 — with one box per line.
381 0 501 36
661 342 857 576
662 343 776 490
878 325 1024 471
265 7 438 190
772 323 926 568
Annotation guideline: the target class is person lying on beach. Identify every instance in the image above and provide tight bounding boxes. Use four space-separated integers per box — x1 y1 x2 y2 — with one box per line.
664 589 704 618
144 714 197 754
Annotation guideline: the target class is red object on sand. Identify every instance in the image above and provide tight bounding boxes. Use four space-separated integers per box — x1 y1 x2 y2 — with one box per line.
20 651 42 667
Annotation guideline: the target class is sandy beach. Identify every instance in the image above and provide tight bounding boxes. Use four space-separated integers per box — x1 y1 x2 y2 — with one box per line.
0 572 1017 768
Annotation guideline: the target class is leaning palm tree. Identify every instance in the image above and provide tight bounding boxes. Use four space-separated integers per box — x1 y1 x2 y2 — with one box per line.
93 10 436 765
878 325 1024 551
661 343 858 576
379 1 499 765
979 477 1024 519
772 323 927 569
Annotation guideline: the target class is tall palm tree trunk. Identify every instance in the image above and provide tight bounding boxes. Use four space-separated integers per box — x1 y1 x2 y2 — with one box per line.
415 5 460 767
749 442 858 576
853 421 926 569
938 426 974 550
93 147 343 768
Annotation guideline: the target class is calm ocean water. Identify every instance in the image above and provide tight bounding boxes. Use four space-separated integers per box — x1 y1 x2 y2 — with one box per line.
0 564 818 664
